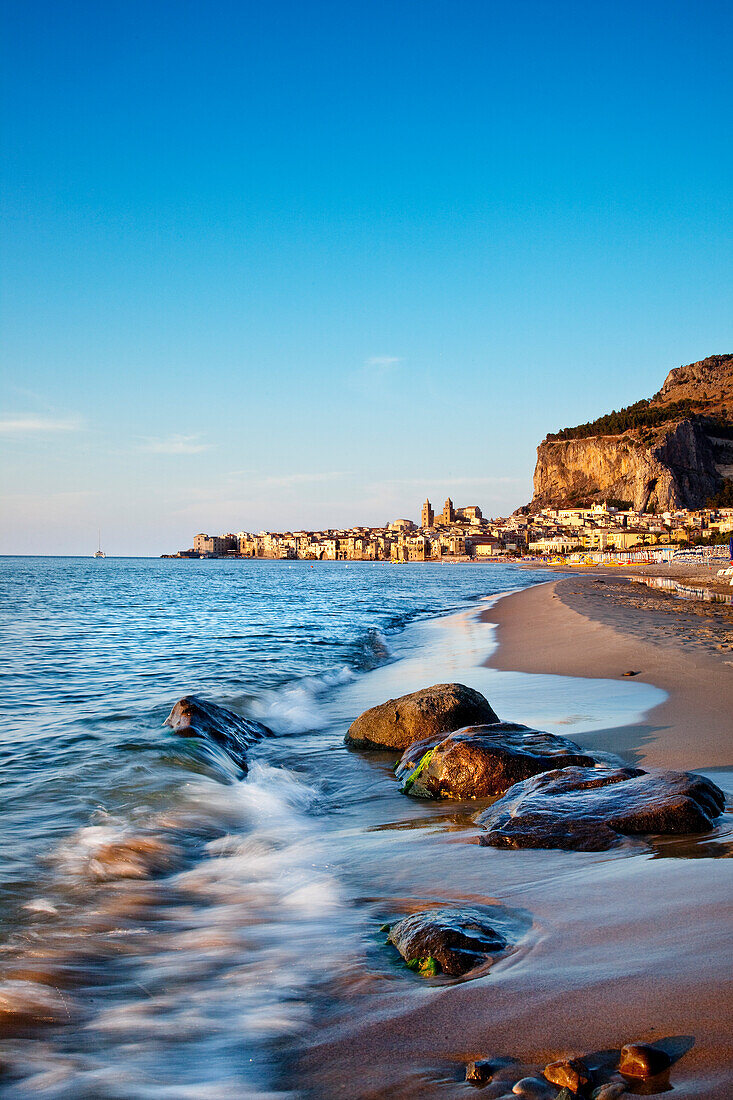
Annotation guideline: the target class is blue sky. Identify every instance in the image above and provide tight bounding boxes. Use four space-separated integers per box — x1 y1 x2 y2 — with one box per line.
2 0 732 554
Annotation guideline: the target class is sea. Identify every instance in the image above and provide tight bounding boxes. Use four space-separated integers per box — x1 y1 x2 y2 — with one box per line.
0 557 674 1098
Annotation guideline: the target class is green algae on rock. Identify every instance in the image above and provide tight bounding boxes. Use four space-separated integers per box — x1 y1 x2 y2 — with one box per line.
396 723 594 800
386 906 506 978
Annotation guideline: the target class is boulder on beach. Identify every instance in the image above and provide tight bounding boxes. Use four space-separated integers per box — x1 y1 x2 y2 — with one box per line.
477 765 726 851
396 723 595 800
465 1057 517 1085
618 1042 672 1079
165 695 271 772
386 906 505 978
543 1056 590 1093
345 683 498 751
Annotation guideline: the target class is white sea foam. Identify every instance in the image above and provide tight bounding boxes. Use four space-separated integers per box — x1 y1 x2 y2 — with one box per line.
250 665 356 733
3 760 359 1096
23 898 59 915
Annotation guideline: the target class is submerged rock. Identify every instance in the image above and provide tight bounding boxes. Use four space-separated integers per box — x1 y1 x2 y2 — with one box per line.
618 1043 671 1079
345 683 498 751
0 979 75 1031
88 836 181 882
478 765 725 851
512 1078 555 1099
591 1085 627 1099
165 695 270 772
396 723 594 800
386 906 505 978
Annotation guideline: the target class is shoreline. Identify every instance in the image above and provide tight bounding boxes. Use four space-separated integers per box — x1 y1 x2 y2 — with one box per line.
483 573 733 770
3 564 731 1097
300 579 733 1097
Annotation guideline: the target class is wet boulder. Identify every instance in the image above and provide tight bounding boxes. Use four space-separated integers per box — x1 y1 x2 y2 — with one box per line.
345 683 498 751
465 1057 517 1085
478 765 726 851
618 1043 671 1079
396 723 595 800
386 906 505 978
165 695 271 773
511 1078 556 1099
543 1056 590 1093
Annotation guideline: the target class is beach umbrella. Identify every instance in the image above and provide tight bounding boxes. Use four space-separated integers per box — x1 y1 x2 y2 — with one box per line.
729 535 733 562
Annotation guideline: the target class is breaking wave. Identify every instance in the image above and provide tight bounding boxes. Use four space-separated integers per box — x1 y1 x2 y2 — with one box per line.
0 759 365 1098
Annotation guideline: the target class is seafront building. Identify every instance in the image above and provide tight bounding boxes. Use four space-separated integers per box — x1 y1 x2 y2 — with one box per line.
165 499 733 562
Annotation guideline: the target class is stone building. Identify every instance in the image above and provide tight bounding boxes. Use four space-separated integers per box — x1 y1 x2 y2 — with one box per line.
439 498 455 525
193 533 237 555
421 499 434 528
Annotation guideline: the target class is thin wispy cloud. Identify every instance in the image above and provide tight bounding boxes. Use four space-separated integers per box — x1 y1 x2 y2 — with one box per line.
167 472 348 521
140 434 212 455
0 415 82 435
365 356 403 368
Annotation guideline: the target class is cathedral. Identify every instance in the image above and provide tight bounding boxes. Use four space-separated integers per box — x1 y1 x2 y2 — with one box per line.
421 498 455 527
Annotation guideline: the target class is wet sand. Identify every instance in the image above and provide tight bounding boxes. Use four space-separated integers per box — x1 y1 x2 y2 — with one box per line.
300 583 733 1099
484 574 733 769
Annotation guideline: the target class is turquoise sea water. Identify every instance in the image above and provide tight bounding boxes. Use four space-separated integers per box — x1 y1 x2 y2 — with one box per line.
1 558 540 889
0 557 671 1097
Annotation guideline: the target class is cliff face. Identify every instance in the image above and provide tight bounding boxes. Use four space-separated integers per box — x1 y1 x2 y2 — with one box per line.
531 355 733 511
654 354 733 412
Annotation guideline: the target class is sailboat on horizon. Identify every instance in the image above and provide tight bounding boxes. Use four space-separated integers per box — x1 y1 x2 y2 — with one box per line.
94 529 106 559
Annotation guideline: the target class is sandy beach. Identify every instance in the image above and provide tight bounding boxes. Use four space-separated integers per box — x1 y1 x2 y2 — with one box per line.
485 571 733 770
299 573 733 1098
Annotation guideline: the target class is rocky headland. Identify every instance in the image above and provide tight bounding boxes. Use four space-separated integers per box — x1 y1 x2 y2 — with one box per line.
531 354 733 511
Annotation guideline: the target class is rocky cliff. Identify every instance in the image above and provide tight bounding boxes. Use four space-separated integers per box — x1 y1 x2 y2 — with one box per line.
531 355 733 511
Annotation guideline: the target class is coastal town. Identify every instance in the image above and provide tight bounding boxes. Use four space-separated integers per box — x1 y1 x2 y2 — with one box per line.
165 495 733 565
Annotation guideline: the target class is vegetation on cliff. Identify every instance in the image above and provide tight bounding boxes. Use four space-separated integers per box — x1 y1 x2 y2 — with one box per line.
532 355 733 512
547 355 733 443
707 479 733 508
547 398 701 441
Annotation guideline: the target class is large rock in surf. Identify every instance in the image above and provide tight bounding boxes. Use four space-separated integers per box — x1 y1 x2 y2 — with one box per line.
477 765 726 851
346 683 498 751
396 723 595 799
165 695 270 773
387 907 506 977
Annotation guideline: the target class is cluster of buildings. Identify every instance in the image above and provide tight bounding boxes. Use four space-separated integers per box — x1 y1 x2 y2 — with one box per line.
523 502 733 556
165 497 733 563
